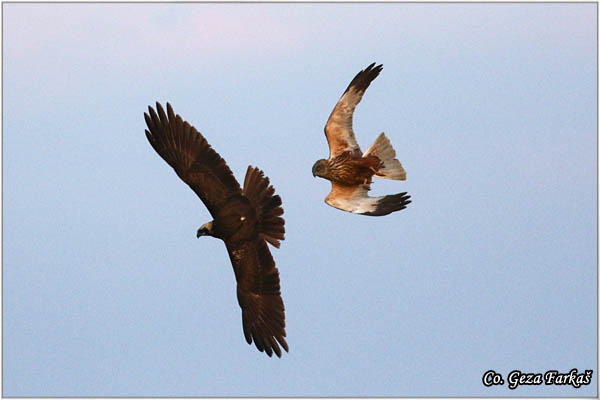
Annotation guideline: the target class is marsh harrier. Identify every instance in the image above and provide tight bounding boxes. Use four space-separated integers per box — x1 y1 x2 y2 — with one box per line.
144 102 288 357
312 63 411 216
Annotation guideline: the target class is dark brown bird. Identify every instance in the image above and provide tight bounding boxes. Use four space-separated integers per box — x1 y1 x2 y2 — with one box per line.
144 102 288 357
312 63 411 216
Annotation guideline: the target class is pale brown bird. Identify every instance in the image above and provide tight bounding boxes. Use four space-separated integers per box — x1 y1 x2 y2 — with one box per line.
312 63 411 216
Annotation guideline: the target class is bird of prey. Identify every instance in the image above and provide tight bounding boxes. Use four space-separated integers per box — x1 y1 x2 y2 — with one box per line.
144 102 288 357
312 63 411 216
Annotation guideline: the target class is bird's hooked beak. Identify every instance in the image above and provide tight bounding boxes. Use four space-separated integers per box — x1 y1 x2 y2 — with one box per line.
311 164 318 177
196 221 213 238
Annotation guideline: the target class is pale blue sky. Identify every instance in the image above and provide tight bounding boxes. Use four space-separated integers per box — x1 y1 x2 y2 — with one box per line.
2 2 597 397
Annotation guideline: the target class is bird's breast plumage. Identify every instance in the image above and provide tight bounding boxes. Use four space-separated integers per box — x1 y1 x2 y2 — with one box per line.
326 153 380 186
212 195 259 242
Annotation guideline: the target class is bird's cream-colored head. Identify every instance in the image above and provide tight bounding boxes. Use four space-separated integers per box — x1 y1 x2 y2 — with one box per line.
196 221 214 238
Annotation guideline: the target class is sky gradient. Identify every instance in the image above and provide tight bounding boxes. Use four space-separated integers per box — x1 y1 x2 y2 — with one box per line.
2 2 597 397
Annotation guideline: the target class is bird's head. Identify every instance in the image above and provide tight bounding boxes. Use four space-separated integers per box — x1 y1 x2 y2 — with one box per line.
312 159 329 179
196 221 214 238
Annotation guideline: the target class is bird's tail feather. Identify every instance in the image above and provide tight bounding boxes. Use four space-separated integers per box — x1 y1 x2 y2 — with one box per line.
363 132 406 180
243 166 285 248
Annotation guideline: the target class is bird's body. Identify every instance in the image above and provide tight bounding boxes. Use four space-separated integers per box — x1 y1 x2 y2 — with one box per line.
144 102 287 357
204 195 258 242
312 63 411 216
314 151 381 186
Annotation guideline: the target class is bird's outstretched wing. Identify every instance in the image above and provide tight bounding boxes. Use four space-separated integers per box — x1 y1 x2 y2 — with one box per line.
144 102 242 217
324 63 383 159
325 181 411 216
226 238 288 358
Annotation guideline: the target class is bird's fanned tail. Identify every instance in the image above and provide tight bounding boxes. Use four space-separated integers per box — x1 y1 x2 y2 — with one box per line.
243 166 285 248
363 132 406 180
